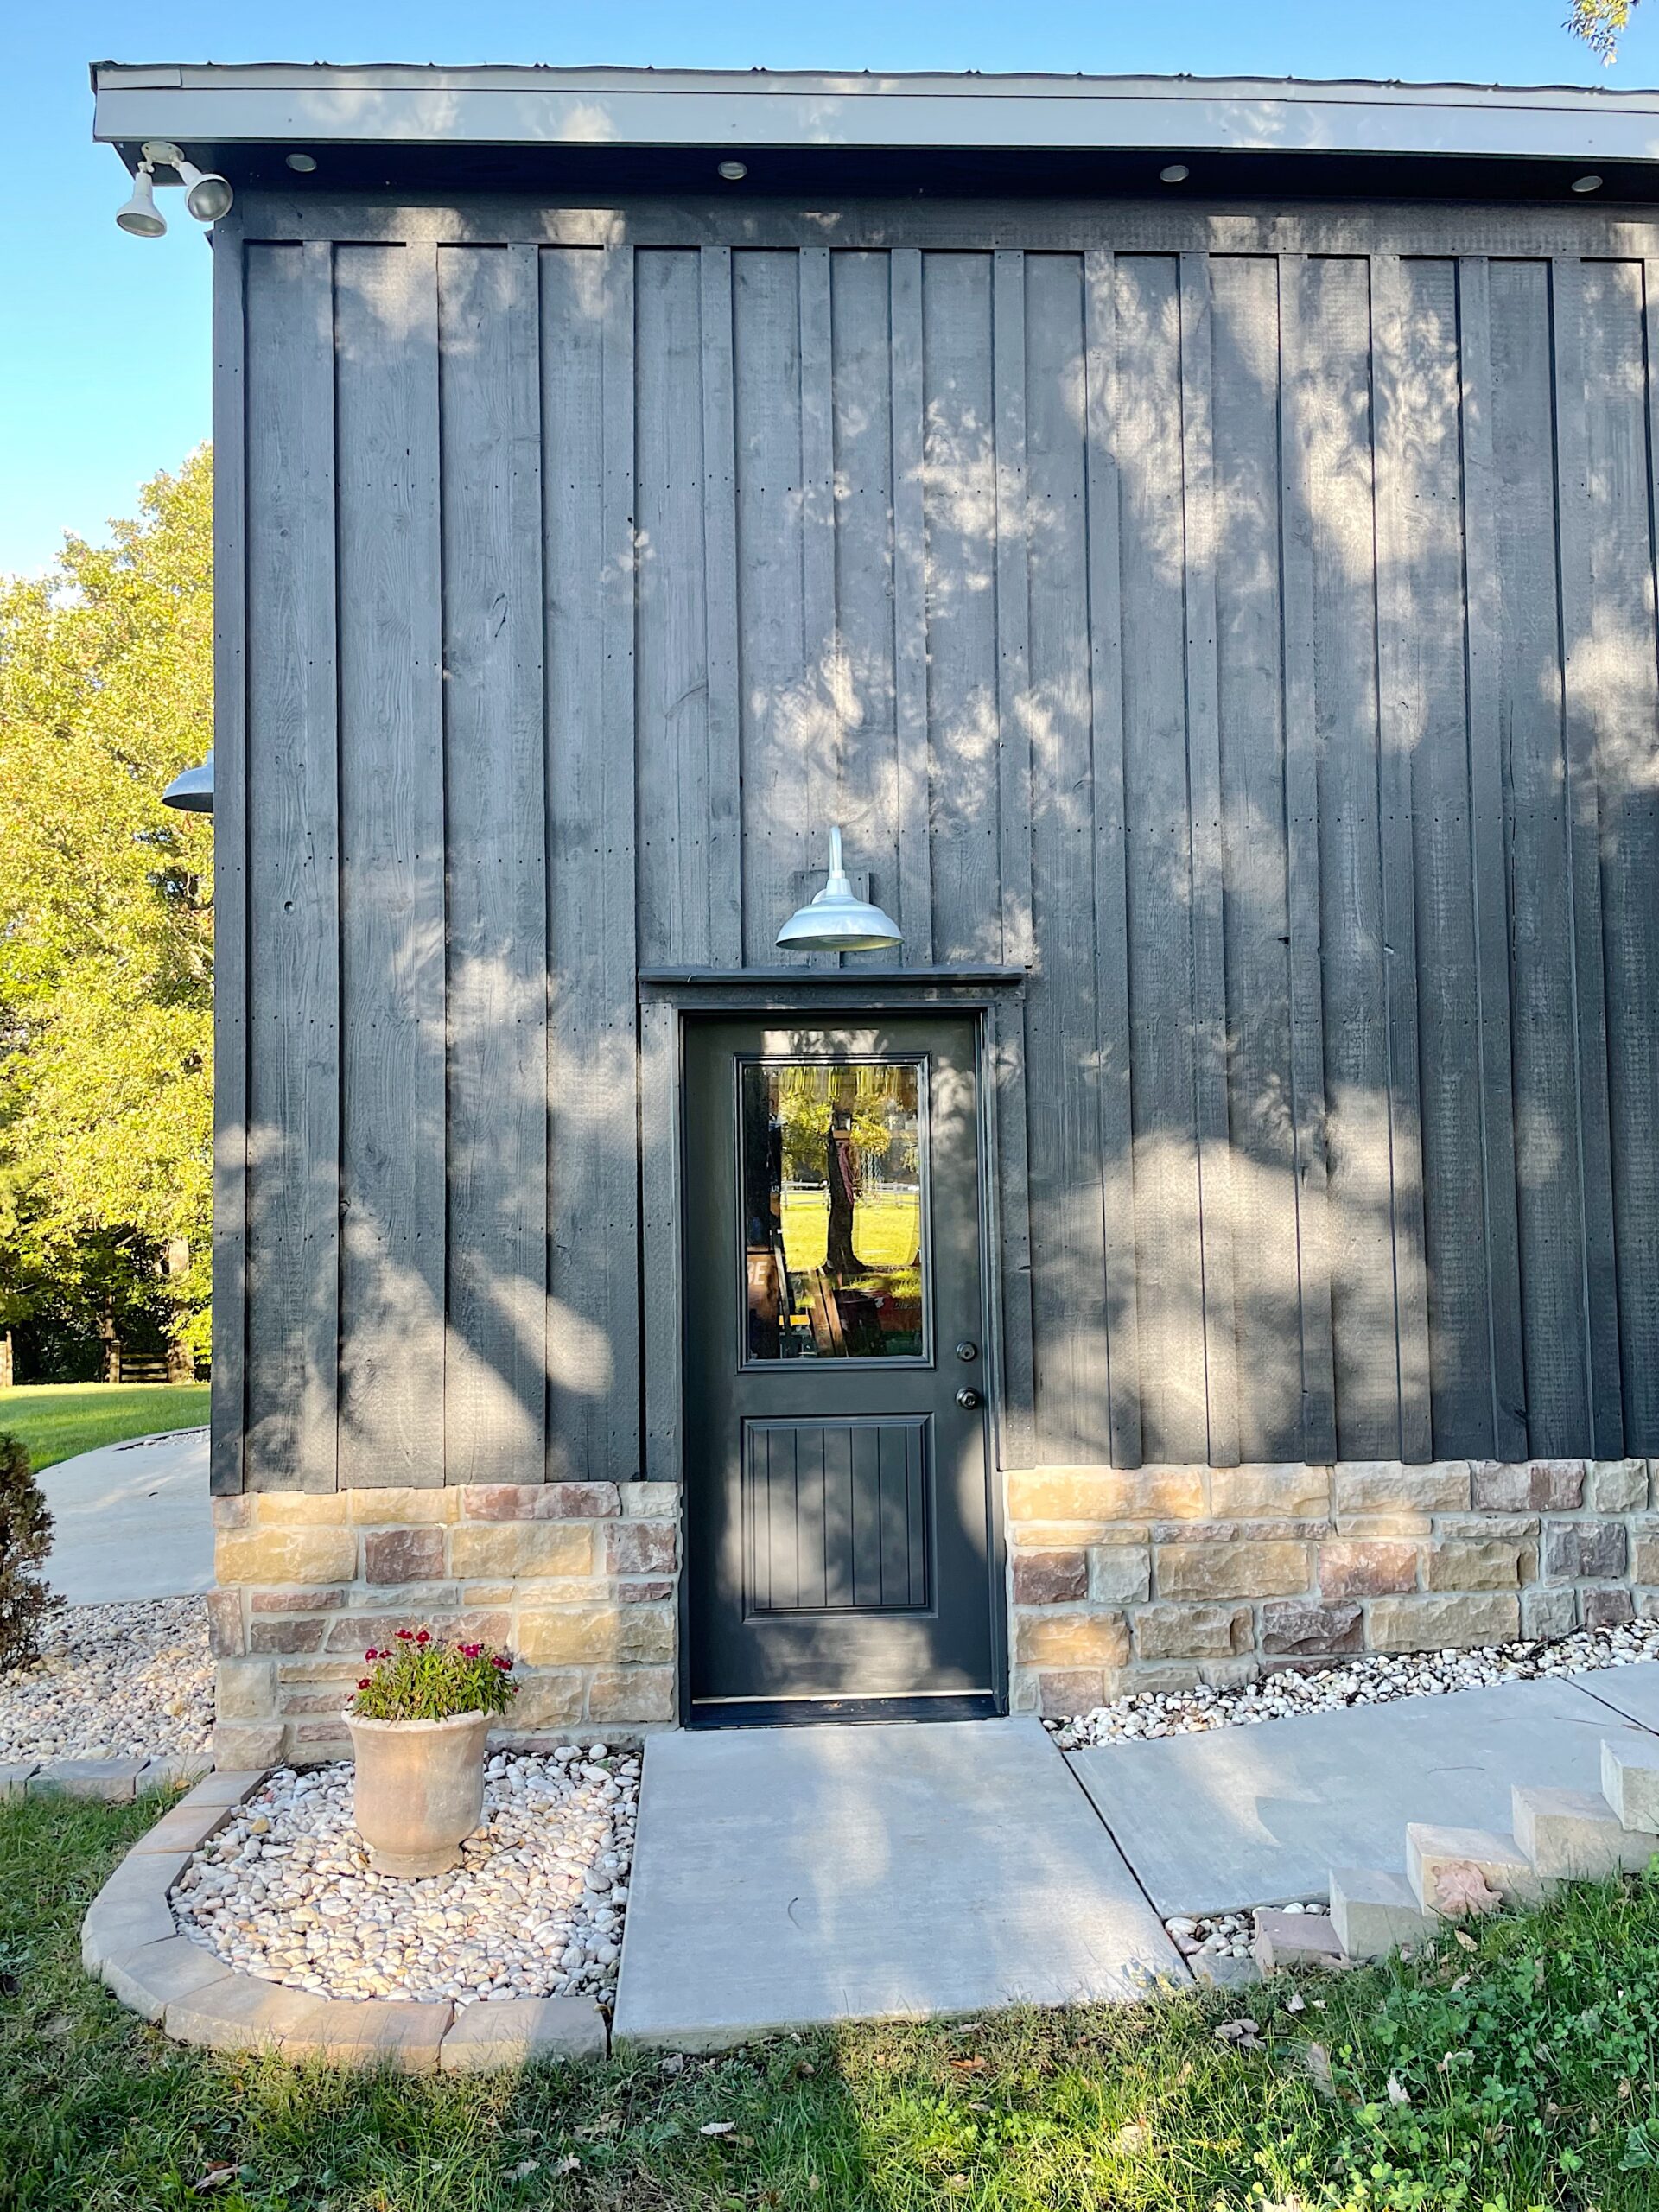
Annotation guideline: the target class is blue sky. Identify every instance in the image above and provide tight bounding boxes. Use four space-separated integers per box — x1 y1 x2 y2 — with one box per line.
7 0 1659 577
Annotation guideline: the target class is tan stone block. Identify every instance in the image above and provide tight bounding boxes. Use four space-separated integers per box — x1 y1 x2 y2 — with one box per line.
212 1494 252 1528
346 1486 458 1524
1088 1546 1152 1605
215 1527 357 1587
1014 1611 1130 1668
505 1673 587 1728
460 1584 516 1606
1594 1460 1649 1514
1333 1513 1433 1537
1633 1530 1659 1584
216 1660 278 1719
1424 1541 1522 1592
1154 1541 1308 1600
516 1605 675 1667
1036 1669 1104 1718
250 1587 349 1611
213 1721 285 1770
248 1491 349 1527
1007 1468 1204 1524
1009 1520 1125 1549
586 1667 677 1724
1319 1539 1419 1600
1133 1603 1251 1661
1209 1465 1331 1520
1333 1463 1471 1516
1367 1592 1520 1652
448 1522 594 1579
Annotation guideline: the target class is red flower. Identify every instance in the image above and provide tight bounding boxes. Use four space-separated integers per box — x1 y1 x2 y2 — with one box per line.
357 1677 371 1689
397 1629 415 1641
416 1629 431 1645
364 1649 378 1662
491 1653 513 1670
460 1643 481 1658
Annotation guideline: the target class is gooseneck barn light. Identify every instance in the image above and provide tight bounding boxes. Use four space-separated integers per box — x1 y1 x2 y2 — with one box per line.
162 751 214 814
115 142 233 236
776 826 902 956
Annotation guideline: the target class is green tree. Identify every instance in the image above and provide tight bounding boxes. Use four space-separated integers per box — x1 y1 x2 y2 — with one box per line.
1568 0 1641 57
0 451 213 1374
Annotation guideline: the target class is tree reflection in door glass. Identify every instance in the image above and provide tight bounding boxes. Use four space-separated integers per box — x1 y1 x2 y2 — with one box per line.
741 1061 925 1362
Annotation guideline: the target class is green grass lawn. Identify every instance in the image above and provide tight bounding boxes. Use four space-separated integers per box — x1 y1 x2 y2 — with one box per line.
7 1790 1659 2209
0 1382 210 1471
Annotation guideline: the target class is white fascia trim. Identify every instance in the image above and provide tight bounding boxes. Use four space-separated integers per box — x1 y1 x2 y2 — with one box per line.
90 64 1659 164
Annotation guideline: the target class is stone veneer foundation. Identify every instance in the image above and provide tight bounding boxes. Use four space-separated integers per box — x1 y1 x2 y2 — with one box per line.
211 1456 1659 1756
208 1483 677 1768
1007 1457 1659 1718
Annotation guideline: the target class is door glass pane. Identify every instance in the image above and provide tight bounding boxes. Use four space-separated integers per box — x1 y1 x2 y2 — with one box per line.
741 1061 926 1361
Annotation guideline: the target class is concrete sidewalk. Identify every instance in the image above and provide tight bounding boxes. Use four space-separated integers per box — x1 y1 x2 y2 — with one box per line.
39 1428 213 1605
613 1719 1186 2050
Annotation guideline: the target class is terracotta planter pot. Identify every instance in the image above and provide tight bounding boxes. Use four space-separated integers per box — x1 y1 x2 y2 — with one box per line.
344 1708 491 1877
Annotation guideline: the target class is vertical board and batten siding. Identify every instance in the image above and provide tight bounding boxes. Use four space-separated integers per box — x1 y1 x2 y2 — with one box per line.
219 205 1659 1490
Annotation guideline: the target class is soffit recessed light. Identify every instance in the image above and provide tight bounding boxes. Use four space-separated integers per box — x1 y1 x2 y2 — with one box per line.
286 152 319 174
718 159 748 181
1160 162 1191 185
1573 173 1604 193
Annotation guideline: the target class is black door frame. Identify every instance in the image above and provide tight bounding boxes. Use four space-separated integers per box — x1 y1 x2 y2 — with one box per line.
636 970 1027 1729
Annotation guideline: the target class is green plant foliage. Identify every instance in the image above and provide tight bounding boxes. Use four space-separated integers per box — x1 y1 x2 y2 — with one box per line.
349 1629 520 1722
0 1427 62 1669
0 453 213 1368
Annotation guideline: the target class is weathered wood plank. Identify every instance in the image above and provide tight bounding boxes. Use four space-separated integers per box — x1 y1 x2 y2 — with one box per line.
889 247 934 963
543 243 639 1482
1274 251 1338 1466
1368 251 1435 1463
1488 257 1588 1455
636 248 713 968
1116 251 1208 1465
798 245 840 975
334 241 447 1489
1021 251 1109 1461
1457 257 1529 1463
439 242 548 1487
209 220 249 1497
639 994 683 1487
699 246 744 967
243 239 340 1493
1178 250 1241 1468
1081 248 1143 1467
1551 254 1626 1459
993 249 1034 974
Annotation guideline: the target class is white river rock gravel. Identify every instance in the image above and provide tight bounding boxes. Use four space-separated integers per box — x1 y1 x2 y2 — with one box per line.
170 1745 637 2006
0 1597 211 1764
1050 1616 1659 1750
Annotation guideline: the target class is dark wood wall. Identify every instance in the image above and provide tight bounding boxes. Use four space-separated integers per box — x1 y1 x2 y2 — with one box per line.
212 194 1659 1491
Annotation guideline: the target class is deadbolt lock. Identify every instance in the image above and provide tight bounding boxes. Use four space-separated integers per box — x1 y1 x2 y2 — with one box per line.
955 1386 982 1410
955 1340 978 1362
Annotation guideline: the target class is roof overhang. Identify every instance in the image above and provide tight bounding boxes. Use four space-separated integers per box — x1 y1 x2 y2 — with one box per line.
90 62 1659 203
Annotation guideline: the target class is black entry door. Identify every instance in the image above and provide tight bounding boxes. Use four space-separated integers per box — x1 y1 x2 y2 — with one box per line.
683 1017 1000 1725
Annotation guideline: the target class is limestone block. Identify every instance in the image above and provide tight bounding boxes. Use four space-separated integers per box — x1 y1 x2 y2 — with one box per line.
1593 1460 1649 1514
517 1603 675 1667
615 1482 677 1519
448 1522 594 1580
212 1721 286 1770
1407 1824 1544 1914
1471 1460 1585 1512
1583 1587 1635 1629
507 1673 587 1728
1035 1669 1104 1716
1012 1551 1088 1605
1522 1586 1577 1640
215 1526 357 1586
1260 1602 1363 1658
1602 1739 1659 1833
1329 1868 1434 1960
346 1486 459 1523
586 1665 677 1724
250 1617 327 1655
1424 1541 1522 1592
215 1659 278 1720
1088 1546 1152 1605
248 1491 350 1527
1633 1530 1659 1583
604 1522 678 1575
1252 1909 1346 1973
1208 1465 1332 1520
205 1589 245 1657
1154 1541 1309 1601
1333 1463 1471 1516
1007 1468 1204 1523
1544 1521 1628 1582
1014 1611 1130 1668
1319 1540 1419 1600
1367 1592 1519 1653
1133 1603 1251 1662
363 1527 446 1584
1512 1784 1659 1880
440 1995 607 2069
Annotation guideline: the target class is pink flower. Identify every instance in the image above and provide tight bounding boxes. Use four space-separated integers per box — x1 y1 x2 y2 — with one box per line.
460 1643 481 1658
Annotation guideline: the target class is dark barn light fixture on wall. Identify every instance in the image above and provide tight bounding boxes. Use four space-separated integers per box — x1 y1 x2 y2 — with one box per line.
162 751 214 813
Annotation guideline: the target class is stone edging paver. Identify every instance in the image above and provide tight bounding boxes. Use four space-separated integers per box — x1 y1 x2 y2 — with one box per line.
79 1769 609 2073
4 1755 212 1801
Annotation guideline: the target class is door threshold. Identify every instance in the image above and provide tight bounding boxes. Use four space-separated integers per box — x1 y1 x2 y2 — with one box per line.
689 1692 1002 1730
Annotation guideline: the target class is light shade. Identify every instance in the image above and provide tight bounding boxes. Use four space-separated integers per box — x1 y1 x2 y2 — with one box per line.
115 166 166 238
776 826 901 955
162 750 214 813
178 159 235 223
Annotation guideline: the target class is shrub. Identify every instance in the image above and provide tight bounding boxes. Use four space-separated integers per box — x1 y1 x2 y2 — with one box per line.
0 1429 62 1672
348 1628 519 1722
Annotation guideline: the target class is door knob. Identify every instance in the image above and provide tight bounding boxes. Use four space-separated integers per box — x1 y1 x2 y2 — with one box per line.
955 1386 982 1410
955 1341 978 1362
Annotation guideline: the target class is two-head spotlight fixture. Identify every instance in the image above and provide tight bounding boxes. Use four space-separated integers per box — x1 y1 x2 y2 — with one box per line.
116 140 233 238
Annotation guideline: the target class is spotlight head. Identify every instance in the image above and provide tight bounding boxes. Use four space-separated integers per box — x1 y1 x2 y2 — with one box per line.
177 157 234 224
115 162 166 238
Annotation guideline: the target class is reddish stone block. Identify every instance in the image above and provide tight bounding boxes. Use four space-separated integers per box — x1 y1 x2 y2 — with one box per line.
1544 1521 1628 1582
205 1589 245 1657
1036 1669 1104 1717
250 1618 327 1654
363 1527 445 1586
1261 1601 1364 1657
1583 1586 1636 1628
460 1484 538 1522
605 1522 677 1574
250 1588 348 1611
1013 1551 1089 1605
616 1579 676 1603
1319 1540 1418 1601
539 1483 622 1520
1472 1460 1586 1512
323 1610 510 1655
